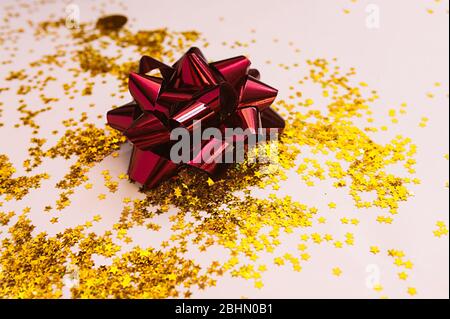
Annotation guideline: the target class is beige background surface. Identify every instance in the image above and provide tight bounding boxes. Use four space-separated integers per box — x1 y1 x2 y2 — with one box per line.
0 0 449 298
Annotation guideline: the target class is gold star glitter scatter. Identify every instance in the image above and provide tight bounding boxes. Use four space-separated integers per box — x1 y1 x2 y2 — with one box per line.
0 213 219 299
279 58 418 215
385 249 418 296
376 215 393 224
101 170 119 193
1 46 418 298
424 0 449 15
1 0 204 211
149 171 316 285
0 211 15 226
419 117 429 128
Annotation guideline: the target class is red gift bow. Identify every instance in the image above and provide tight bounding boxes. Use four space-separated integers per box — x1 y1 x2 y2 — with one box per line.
107 47 285 188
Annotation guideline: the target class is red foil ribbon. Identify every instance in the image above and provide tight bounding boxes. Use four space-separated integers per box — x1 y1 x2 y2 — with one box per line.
107 47 285 188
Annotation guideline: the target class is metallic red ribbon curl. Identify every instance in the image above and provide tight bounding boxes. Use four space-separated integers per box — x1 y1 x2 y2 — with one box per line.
107 47 285 188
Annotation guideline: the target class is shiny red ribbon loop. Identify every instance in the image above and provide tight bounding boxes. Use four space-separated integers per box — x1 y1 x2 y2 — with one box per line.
107 47 285 189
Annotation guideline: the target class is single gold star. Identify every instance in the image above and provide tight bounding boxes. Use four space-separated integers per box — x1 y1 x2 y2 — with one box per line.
254 281 264 289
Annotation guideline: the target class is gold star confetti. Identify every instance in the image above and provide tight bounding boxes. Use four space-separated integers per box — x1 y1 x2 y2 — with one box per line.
407 287 417 296
433 221 449 238
398 272 408 280
332 267 342 277
373 284 384 292
0 0 439 299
